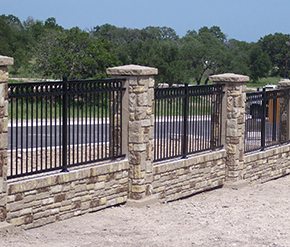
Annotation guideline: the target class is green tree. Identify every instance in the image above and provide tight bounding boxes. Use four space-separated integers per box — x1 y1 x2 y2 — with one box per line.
0 14 32 72
0 18 12 55
223 39 251 75
141 26 179 41
34 27 120 79
248 44 272 82
259 33 290 77
180 26 227 85
92 24 185 85
136 38 185 86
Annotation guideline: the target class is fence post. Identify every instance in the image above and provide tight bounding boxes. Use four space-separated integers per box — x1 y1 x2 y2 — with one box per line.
0 55 13 225
62 75 68 172
261 88 266 150
210 73 249 186
182 83 189 158
278 79 290 142
106 64 158 205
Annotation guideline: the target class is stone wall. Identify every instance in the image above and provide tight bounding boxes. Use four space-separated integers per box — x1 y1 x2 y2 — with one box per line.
7 160 129 229
244 144 290 184
0 56 13 223
153 150 226 202
210 73 248 184
242 79 290 184
107 65 157 202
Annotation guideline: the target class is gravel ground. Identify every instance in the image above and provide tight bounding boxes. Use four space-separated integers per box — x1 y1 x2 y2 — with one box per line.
1 175 290 247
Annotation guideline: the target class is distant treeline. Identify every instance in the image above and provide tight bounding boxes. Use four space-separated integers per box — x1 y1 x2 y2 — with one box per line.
1 14 290 85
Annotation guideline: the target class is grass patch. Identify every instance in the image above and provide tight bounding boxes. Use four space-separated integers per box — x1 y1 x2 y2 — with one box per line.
8 58 44 80
247 77 281 88
155 97 213 117
9 99 110 120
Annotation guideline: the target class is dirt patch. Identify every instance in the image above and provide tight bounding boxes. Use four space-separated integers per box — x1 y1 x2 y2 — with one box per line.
1 175 290 247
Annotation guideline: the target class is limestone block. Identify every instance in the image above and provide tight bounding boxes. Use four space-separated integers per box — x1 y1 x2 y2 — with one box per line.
229 91 241 96
106 64 158 76
128 76 138 86
146 108 152 115
20 208 32 216
51 185 63 194
209 73 249 83
132 165 145 179
129 93 136 112
129 113 135 121
137 93 148 106
146 161 152 173
0 69 8 83
227 97 233 111
149 77 155 88
147 88 154 105
227 119 237 129
129 121 143 143
0 133 7 149
0 56 14 66
233 108 241 118
138 77 149 88
233 95 244 107
227 144 237 155
133 86 146 93
135 107 147 120
141 119 151 127
226 127 238 137
100 197 107 205
278 79 290 87
0 84 6 106
3 101 8 117
2 118 8 132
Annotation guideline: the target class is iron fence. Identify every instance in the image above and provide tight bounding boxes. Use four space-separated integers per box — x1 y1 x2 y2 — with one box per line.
154 83 224 162
8 77 125 179
245 88 290 152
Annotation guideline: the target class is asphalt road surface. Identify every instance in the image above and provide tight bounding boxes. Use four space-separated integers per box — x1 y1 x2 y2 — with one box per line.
8 120 212 150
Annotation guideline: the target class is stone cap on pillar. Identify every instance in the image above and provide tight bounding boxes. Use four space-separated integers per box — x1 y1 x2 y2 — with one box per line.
0 55 14 66
106 64 158 76
278 79 290 87
209 73 249 83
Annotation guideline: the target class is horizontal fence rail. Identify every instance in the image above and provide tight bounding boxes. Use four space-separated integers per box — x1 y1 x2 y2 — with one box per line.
8 78 125 179
245 88 290 153
154 83 224 162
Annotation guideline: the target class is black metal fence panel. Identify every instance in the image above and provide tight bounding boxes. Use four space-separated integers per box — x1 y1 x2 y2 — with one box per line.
8 78 125 179
245 88 290 153
154 83 224 162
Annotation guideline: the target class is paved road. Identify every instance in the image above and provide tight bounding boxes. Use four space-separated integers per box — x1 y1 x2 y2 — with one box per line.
8 120 212 150
8 123 110 150
8 119 280 150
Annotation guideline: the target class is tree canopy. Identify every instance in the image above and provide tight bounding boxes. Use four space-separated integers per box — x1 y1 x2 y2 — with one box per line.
1 14 290 84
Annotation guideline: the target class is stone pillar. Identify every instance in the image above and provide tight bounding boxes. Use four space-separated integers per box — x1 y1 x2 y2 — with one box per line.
106 65 158 205
210 73 249 185
278 79 290 142
0 56 13 222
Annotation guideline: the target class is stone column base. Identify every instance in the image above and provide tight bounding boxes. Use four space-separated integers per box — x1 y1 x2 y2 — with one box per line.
126 195 159 208
223 180 248 190
0 221 15 234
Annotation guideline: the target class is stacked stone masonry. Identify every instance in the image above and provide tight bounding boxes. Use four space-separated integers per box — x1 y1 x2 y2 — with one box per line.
7 160 129 229
244 145 290 183
243 78 290 183
0 56 13 222
210 73 248 183
107 65 157 200
153 150 226 202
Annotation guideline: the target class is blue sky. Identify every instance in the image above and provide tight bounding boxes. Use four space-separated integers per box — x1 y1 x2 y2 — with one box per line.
2 0 290 42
